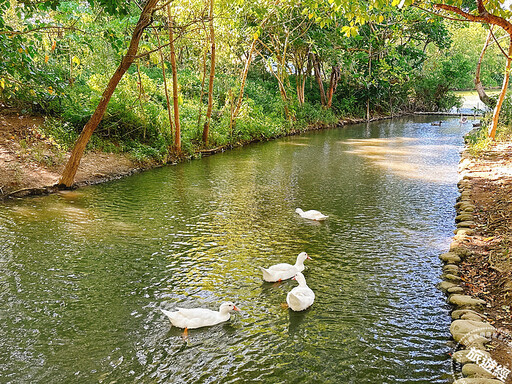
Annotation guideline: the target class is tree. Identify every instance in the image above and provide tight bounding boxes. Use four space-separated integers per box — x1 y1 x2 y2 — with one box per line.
58 0 160 187
202 0 215 146
167 4 181 153
417 0 512 138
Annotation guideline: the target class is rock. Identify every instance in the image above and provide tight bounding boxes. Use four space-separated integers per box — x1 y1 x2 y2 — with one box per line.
460 191 472 198
438 281 459 292
452 309 483 320
449 295 486 308
461 364 495 379
443 264 460 274
440 252 462 264
444 273 462 281
454 228 475 236
456 214 474 222
448 287 464 294
453 379 503 384
459 202 475 210
449 246 472 258
450 319 495 344
457 221 476 228
453 349 491 364
457 180 471 190
461 312 484 321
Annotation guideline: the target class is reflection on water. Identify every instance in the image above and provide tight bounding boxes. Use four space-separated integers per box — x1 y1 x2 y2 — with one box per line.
0 116 468 383
343 137 459 183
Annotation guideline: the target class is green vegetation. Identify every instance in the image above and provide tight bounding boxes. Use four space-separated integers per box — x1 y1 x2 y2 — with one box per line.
0 0 509 166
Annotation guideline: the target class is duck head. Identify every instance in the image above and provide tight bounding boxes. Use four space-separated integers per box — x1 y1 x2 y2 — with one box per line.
296 252 311 263
219 301 240 314
292 272 307 286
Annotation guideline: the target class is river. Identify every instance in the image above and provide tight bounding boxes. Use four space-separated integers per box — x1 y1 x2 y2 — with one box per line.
0 116 471 383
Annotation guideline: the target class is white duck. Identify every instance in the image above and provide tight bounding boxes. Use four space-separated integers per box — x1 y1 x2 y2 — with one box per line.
160 301 240 331
295 208 328 221
286 272 315 311
259 252 311 282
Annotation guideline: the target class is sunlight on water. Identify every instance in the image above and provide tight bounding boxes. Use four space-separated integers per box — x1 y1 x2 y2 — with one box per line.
0 116 470 383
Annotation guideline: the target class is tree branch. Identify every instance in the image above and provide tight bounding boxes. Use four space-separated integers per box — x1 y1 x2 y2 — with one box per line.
433 3 512 35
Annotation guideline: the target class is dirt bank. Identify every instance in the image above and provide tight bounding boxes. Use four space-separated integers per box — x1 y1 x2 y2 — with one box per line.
0 112 149 197
456 142 512 332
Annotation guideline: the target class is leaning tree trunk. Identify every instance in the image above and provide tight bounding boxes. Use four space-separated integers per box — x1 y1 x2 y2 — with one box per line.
489 37 512 139
167 5 181 152
58 0 159 187
202 0 215 146
433 1 512 138
475 27 494 107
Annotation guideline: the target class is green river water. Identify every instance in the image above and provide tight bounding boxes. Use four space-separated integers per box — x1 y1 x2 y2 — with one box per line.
0 116 472 383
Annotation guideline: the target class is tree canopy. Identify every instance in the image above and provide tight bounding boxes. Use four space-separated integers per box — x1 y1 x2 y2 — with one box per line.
2 0 512 185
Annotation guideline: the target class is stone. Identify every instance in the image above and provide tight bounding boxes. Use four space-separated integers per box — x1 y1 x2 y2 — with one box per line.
453 349 491 364
443 265 460 274
448 287 464 294
438 281 459 292
454 229 475 236
457 221 476 228
459 202 475 210
457 180 471 188
456 214 474 222
449 295 486 308
440 252 461 264
461 364 495 379
452 309 483 320
461 312 484 321
450 246 472 258
444 273 462 281
450 319 495 343
453 379 503 384
460 191 472 198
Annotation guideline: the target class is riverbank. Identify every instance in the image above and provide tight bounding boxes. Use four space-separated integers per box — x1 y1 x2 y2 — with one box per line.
0 111 384 198
440 141 512 382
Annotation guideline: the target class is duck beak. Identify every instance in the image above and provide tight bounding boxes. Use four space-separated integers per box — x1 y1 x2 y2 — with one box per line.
233 305 240 311
306 255 312 260
292 276 296 280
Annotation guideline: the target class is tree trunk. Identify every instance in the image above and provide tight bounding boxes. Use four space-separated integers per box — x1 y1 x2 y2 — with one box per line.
229 38 257 133
475 27 493 107
202 0 215 146
58 0 159 188
311 53 326 106
326 66 340 109
154 29 174 144
256 48 291 121
489 37 512 139
367 40 372 122
167 5 181 152
197 26 208 130
229 1 279 131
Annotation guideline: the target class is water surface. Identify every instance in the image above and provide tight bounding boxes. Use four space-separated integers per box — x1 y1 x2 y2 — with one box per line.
0 116 468 383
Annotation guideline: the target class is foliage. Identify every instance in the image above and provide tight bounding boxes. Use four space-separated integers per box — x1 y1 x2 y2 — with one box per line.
0 0 484 164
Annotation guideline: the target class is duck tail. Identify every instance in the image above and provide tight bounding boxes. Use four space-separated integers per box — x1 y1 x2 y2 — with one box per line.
287 292 301 309
259 266 273 281
160 308 174 318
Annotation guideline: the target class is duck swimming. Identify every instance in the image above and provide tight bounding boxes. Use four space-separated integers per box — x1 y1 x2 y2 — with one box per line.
260 252 311 282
